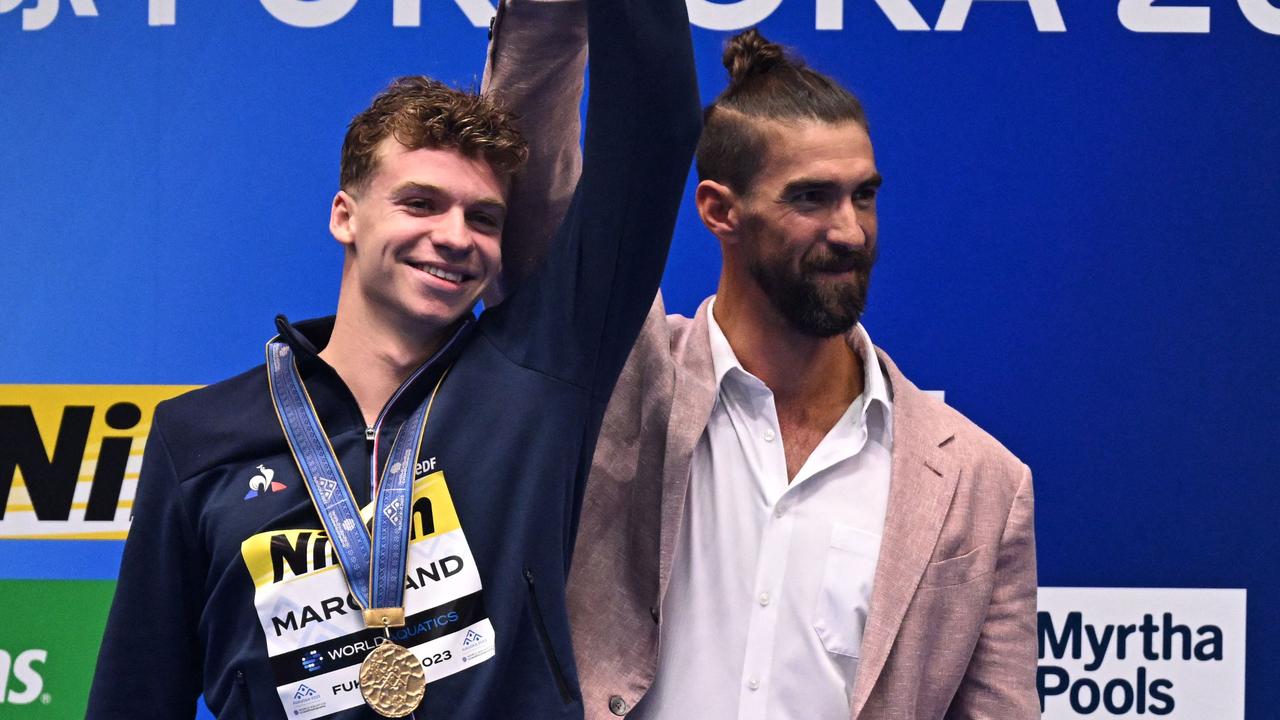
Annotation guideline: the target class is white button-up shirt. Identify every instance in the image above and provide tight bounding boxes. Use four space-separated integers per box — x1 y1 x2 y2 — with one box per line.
633 302 893 720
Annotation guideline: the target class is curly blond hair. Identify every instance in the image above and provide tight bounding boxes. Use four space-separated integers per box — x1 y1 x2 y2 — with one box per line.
340 75 528 192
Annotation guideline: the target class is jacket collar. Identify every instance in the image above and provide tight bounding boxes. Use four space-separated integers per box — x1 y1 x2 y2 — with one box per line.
657 298 717 603
849 349 960 718
272 313 474 442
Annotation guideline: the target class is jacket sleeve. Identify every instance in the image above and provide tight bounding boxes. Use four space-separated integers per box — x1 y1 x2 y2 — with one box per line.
945 464 1041 719
87 406 205 719
480 0 587 306
481 0 701 400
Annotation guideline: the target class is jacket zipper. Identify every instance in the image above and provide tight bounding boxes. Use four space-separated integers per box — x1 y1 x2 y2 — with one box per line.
234 669 257 720
364 323 468 494
524 568 574 704
367 368 425 494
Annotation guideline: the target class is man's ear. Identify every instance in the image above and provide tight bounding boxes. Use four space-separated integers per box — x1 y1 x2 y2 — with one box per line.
330 190 357 248
695 179 741 244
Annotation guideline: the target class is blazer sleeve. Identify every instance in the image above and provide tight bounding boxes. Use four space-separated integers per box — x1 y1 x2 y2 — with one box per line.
945 464 1041 720
480 0 701 399
86 407 205 719
479 0 587 306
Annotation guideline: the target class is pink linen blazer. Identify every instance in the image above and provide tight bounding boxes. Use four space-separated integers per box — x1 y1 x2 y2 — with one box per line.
483 4 1040 717
568 297 1040 720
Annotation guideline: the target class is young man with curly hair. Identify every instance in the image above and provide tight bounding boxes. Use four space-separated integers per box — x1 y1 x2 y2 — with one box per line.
86 0 701 715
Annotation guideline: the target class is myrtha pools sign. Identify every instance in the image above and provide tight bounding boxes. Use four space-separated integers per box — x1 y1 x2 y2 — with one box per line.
1037 588 1246 718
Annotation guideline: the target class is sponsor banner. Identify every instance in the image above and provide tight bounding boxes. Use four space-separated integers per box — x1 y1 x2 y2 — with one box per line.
243 469 495 720
0 579 116 716
0 385 197 540
1038 587 1246 719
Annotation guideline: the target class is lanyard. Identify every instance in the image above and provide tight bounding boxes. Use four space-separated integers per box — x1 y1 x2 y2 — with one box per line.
265 340 449 627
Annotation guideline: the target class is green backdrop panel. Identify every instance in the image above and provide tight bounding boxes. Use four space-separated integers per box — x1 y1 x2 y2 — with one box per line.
0 580 115 717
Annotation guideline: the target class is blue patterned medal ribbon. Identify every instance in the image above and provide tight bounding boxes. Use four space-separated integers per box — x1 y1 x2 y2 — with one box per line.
265 341 442 616
369 374 439 613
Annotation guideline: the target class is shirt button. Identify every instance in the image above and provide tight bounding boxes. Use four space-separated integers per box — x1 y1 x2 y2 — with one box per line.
774 506 784 518
758 592 770 606
609 695 629 715
747 677 760 691
763 429 776 442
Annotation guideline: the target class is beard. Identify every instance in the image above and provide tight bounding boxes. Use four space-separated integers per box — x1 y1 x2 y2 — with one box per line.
750 244 876 338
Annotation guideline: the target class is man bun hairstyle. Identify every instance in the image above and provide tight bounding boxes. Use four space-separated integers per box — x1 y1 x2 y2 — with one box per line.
340 75 529 193
696 29 869 194
723 27 788 85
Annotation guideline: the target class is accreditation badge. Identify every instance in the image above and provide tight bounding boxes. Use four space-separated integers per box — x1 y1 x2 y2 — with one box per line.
239 470 496 720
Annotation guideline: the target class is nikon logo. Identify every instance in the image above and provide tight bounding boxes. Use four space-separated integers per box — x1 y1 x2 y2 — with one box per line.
0 649 46 706
0 385 195 540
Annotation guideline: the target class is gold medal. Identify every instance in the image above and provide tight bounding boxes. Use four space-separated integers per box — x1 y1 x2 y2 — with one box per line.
359 640 427 718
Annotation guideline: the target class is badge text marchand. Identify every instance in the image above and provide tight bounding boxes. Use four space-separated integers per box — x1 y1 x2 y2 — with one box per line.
271 557 467 636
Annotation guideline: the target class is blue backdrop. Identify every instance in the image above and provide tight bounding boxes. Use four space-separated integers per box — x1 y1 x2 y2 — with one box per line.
2 0 1277 716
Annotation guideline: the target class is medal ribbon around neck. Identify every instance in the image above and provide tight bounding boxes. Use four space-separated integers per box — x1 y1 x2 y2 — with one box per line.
265 340 449 620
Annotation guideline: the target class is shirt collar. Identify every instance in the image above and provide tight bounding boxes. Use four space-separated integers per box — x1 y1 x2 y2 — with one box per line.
706 298 747 390
706 298 893 431
851 322 893 438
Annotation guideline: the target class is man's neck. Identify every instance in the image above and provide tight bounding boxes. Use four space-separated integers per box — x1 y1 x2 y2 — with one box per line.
714 277 866 481
319 299 447 427
713 284 863 410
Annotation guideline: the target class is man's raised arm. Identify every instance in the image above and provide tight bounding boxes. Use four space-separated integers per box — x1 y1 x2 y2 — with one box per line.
480 0 587 303
482 0 700 399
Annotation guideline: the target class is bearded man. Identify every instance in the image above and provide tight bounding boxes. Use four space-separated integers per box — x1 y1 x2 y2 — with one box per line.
484 21 1039 720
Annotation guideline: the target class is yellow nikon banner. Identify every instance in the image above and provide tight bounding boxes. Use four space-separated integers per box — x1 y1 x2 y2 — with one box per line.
0 385 197 540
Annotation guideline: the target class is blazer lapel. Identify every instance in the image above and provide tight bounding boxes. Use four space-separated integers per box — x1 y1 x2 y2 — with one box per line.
657 297 718 602
850 349 960 718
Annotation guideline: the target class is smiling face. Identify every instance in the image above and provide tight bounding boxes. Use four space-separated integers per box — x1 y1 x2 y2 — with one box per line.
732 119 881 337
331 137 507 335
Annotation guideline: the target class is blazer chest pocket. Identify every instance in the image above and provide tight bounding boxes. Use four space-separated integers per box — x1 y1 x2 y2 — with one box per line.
813 523 881 659
917 544 993 589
